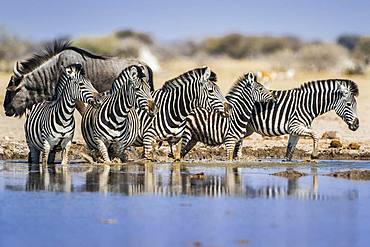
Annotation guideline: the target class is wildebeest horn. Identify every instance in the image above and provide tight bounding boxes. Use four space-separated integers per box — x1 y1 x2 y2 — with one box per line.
13 61 23 78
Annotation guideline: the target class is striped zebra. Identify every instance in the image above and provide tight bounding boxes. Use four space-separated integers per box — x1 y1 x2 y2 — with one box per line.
245 79 359 160
180 72 276 161
25 63 99 165
81 65 156 163
141 66 231 161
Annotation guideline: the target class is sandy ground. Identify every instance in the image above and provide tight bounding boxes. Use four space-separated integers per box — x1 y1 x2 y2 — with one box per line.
0 58 369 161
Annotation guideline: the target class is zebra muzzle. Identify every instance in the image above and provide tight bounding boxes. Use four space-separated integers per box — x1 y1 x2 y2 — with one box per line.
148 100 158 116
92 92 103 108
222 102 232 117
349 118 359 131
269 91 278 102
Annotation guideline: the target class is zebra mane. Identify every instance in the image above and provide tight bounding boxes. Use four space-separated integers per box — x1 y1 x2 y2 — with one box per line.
161 68 217 91
299 79 359 97
18 40 107 75
342 79 359 96
227 74 255 94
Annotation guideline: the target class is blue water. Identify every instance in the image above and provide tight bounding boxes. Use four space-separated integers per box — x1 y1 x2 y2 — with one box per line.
1 160 370 247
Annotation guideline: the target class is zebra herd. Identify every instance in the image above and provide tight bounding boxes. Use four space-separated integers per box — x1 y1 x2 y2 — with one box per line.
3 42 360 165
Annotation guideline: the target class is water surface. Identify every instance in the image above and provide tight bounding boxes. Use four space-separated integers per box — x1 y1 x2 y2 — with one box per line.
1 160 370 247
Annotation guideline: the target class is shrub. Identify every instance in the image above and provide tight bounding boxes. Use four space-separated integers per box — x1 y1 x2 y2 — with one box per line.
0 26 33 71
202 34 301 59
115 29 153 44
337 34 360 51
297 43 348 71
73 35 121 56
353 37 370 63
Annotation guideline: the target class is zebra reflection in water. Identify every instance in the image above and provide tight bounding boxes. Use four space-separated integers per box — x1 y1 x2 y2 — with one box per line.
6 164 326 200
83 165 322 200
25 165 72 192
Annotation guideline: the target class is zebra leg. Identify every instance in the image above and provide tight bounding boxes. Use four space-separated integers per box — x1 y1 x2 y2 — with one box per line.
47 151 56 165
143 134 157 161
180 127 194 158
174 140 182 161
96 139 111 163
180 138 197 159
225 141 236 161
42 142 51 166
61 141 72 166
285 134 300 161
232 139 243 160
28 146 41 164
310 132 320 159
168 143 175 159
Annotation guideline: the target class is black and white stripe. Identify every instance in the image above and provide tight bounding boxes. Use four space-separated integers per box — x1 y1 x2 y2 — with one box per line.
140 66 230 160
25 63 99 165
246 79 359 160
180 72 276 160
81 65 155 163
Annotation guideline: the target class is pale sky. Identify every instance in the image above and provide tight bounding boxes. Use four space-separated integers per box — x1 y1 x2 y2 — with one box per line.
1 0 370 41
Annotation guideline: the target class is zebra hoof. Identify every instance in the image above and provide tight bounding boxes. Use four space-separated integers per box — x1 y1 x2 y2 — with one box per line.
310 154 319 159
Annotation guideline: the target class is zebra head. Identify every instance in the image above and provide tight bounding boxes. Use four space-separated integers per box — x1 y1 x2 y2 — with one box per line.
127 65 157 116
198 67 231 117
334 80 359 131
60 63 100 107
207 81 232 117
243 72 276 103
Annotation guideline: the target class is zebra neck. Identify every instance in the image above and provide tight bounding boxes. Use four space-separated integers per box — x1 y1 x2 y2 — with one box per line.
54 86 78 124
154 88 194 121
298 89 338 120
106 89 133 122
226 94 254 125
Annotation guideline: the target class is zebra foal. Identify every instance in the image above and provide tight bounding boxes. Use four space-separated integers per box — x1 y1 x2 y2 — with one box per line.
24 63 100 165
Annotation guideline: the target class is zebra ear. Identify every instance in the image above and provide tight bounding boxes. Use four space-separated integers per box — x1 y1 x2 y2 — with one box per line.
129 66 139 81
202 66 211 81
61 65 70 75
339 84 350 98
244 72 255 85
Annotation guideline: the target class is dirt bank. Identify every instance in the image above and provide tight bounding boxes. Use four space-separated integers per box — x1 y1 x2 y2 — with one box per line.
326 170 370 180
1 137 369 162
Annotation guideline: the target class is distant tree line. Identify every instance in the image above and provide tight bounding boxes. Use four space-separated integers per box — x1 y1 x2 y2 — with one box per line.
1 27 370 72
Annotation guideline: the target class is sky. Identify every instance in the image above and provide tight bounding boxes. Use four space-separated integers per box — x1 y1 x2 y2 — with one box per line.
1 0 370 42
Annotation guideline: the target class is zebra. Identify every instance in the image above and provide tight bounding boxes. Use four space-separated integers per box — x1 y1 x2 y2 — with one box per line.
180 72 276 161
81 65 156 163
141 66 231 161
245 79 359 160
24 63 100 166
